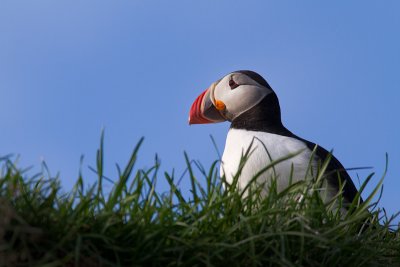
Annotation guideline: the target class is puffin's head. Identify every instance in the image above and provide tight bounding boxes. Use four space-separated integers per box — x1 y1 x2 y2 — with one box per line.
189 70 276 124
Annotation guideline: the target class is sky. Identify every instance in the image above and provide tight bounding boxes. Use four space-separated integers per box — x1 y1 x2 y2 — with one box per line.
1 1 399 224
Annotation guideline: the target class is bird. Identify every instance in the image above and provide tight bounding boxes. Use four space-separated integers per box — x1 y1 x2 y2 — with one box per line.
188 70 362 207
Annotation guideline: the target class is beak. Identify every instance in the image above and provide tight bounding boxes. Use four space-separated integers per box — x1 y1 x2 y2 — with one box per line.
188 83 227 124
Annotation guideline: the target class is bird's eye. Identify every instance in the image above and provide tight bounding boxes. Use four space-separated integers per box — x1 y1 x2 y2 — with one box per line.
229 78 239 89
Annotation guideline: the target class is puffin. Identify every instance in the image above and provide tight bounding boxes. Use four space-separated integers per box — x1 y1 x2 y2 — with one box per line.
189 70 361 206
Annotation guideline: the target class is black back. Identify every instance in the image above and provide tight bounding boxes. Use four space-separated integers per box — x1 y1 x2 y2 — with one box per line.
296 136 362 204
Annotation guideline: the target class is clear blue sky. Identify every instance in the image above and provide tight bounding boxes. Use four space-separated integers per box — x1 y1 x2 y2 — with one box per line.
1 1 399 223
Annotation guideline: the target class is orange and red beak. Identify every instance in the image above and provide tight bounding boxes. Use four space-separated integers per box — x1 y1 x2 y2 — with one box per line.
188 85 227 125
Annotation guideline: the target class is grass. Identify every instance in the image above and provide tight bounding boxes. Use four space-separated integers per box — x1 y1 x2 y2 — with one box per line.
0 135 399 266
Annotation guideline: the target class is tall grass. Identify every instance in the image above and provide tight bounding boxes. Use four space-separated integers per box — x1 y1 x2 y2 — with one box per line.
0 136 399 266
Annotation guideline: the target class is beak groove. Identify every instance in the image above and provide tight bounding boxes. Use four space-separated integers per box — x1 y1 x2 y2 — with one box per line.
189 85 227 125
188 89 210 124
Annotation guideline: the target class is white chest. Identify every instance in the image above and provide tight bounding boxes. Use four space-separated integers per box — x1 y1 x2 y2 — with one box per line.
220 129 318 192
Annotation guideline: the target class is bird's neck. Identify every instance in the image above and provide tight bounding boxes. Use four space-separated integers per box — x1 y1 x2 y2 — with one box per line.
230 93 293 137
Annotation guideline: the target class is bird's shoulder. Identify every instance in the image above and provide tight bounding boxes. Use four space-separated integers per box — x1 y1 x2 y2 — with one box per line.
292 134 362 203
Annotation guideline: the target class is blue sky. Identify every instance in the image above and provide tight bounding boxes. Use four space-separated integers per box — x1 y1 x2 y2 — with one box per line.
1 1 399 223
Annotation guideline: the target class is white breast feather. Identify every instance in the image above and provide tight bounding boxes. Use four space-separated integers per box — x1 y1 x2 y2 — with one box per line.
220 129 319 194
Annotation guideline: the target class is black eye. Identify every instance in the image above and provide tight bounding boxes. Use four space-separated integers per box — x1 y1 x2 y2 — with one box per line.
229 78 239 89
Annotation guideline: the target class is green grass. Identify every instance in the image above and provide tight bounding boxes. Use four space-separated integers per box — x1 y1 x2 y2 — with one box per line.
0 136 399 267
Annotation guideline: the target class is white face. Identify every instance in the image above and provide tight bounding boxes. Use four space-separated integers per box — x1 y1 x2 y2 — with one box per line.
210 72 273 121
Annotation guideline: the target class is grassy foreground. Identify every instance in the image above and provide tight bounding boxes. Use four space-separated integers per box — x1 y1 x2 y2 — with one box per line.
0 137 399 267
